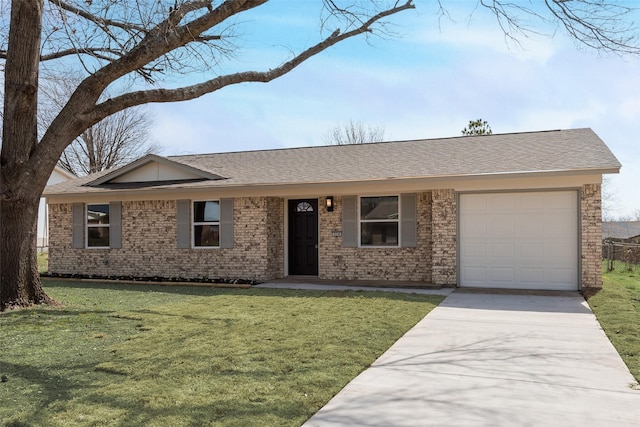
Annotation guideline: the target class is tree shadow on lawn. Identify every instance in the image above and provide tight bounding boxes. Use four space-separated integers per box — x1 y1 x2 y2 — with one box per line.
4 283 442 425
0 358 316 426
0 359 96 420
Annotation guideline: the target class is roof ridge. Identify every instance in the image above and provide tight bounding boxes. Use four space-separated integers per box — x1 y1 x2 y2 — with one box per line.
167 128 587 159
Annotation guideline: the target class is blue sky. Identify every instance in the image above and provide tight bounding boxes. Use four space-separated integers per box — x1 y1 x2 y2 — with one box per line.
147 1 639 218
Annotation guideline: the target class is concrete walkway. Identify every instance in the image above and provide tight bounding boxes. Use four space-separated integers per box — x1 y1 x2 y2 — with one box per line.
303 291 640 427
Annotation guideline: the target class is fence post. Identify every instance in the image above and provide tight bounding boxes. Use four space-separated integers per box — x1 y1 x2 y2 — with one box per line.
608 241 614 272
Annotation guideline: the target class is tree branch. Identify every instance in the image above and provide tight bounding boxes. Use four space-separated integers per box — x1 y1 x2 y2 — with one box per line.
89 1 416 122
38 47 123 61
52 0 146 33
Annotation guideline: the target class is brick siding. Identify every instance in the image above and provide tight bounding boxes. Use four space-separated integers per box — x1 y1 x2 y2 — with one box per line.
49 198 282 282
318 194 433 282
581 183 603 288
50 185 593 289
431 189 457 286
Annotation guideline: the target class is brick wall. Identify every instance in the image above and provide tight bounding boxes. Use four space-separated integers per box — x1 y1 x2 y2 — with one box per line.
266 197 285 279
431 189 457 286
318 193 433 282
48 197 282 281
581 183 603 288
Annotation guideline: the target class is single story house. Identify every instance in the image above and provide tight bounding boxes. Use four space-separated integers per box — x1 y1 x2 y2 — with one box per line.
602 221 640 243
44 128 621 291
38 166 76 251
602 221 640 265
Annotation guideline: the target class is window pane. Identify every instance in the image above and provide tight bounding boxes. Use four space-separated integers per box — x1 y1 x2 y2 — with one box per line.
88 226 110 247
361 222 398 246
296 201 314 212
194 225 220 247
87 204 110 225
194 201 220 222
360 196 398 220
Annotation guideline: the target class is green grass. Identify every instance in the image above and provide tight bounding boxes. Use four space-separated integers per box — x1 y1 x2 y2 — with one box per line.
0 280 443 426
37 252 48 273
588 261 640 382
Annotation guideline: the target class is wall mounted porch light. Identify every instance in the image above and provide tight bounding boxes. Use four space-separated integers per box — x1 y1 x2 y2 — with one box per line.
326 196 334 212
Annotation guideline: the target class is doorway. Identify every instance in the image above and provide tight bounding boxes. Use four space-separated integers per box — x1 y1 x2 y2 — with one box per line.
288 199 319 275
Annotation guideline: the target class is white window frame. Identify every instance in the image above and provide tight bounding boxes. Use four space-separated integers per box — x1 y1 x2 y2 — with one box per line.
358 195 400 248
192 200 220 249
86 203 110 249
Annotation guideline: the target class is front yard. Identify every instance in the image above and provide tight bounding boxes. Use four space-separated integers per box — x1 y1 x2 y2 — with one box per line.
4 255 637 425
587 262 640 382
0 280 443 426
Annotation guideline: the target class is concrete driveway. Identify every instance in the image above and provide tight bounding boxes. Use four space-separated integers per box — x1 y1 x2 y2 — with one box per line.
304 291 640 426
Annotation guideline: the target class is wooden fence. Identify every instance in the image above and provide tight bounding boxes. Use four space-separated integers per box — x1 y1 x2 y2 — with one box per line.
602 240 640 272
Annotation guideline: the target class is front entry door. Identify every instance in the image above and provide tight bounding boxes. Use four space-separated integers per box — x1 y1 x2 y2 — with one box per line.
288 199 319 275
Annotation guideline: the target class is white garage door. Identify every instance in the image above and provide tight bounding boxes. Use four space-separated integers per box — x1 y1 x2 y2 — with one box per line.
459 191 578 291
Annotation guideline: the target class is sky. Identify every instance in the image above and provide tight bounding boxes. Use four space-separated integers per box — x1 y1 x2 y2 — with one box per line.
145 1 640 218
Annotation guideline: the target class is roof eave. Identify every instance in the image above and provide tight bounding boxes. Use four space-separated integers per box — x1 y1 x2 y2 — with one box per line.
44 167 614 198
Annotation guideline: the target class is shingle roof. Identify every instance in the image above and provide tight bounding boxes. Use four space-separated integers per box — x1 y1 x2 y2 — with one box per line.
44 128 621 195
602 221 640 240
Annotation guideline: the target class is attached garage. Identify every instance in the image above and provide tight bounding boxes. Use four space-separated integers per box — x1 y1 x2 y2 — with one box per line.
459 191 579 291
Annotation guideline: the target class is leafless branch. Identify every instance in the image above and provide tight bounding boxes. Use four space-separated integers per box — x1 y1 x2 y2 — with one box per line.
82 1 416 123
480 0 640 55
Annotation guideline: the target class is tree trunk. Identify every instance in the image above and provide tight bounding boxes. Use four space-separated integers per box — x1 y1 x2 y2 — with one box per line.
0 0 54 311
0 195 54 311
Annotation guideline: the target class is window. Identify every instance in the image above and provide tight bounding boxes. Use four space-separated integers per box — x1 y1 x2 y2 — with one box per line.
295 201 314 212
87 204 110 247
360 196 399 246
193 200 220 247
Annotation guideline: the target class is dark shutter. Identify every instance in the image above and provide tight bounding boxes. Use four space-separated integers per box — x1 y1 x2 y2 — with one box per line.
401 193 417 247
342 196 357 247
109 202 122 249
219 198 234 249
176 200 191 249
72 203 85 249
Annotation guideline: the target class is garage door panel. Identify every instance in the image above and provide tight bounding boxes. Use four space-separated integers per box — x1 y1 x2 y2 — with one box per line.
462 267 487 285
547 242 577 261
519 268 545 284
463 241 487 258
546 214 577 236
545 192 577 209
492 194 516 210
547 268 578 290
491 267 515 283
520 242 545 258
460 191 578 291
519 193 545 210
490 216 515 237
518 214 544 237
463 194 488 211
460 216 487 237
490 242 516 258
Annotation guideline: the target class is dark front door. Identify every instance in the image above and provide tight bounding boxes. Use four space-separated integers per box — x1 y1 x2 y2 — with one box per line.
288 199 319 275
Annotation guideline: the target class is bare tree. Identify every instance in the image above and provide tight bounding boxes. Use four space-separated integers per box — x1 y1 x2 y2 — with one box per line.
461 119 492 136
325 120 385 145
601 175 617 221
40 76 160 176
58 109 159 175
1 1 639 310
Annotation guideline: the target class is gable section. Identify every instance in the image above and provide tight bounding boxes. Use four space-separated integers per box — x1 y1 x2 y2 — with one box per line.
85 154 224 186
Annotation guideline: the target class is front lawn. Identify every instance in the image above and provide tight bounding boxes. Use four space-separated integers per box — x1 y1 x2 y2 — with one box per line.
588 262 640 382
0 280 443 426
